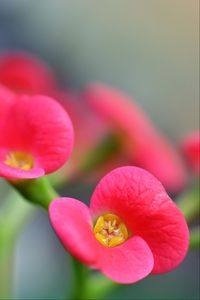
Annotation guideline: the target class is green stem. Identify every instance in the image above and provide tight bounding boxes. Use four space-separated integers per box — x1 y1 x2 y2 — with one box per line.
0 237 14 299
0 192 34 298
10 176 59 209
190 227 200 250
84 273 119 300
69 258 89 300
68 257 118 300
176 182 199 223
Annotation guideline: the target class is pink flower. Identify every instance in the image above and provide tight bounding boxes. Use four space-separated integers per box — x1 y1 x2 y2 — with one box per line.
49 166 189 284
0 52 58 95
83 83 187 193
0 88 74 179
181 131 200 175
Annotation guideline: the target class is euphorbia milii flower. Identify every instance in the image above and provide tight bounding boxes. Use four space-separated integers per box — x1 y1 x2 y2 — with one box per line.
0 52 58 95
83 83 187 193
49 166 189 284
181 131 200 175
0 90 74 179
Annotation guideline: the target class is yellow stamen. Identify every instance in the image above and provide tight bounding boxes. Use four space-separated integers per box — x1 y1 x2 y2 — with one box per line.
95 233 108 247
5 151 34 170
119 223 129 240
93 213 129 248
108 220 113 234
93 216 104 233
109 236 124 247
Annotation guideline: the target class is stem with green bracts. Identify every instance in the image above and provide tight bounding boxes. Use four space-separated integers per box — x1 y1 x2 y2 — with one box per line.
189 227 200 250
0 192 34 299
10 176 59 209
176 181 200 223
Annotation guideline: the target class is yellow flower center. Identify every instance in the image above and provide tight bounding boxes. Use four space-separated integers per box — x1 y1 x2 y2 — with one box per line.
5 151 34 170
93 213 129 248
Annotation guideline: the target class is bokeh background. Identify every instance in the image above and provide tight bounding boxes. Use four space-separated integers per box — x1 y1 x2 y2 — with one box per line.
0 0 199 299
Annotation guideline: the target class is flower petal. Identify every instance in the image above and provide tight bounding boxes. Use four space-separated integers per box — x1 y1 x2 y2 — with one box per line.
90 166 189 274
0 163 44 179
97 235 154 284
90 166 165 227
49 198 99 264
136 201 189 274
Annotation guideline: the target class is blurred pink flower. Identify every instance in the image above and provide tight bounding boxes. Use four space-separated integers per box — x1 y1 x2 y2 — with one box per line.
181 131 200 175
0 89 74 179
0 51 58 95
84 83 187 193
49 166 189 283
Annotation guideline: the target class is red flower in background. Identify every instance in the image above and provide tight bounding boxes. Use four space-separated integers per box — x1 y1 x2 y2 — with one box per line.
181 131 200 175
84 83 187 193
0 52 58 95
49 167 189 284
0 88 74 179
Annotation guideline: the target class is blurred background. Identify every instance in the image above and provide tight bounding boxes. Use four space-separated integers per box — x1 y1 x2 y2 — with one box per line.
0 0 199 299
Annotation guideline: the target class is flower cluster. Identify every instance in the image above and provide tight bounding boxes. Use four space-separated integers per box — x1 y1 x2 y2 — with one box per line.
0 52 191 285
